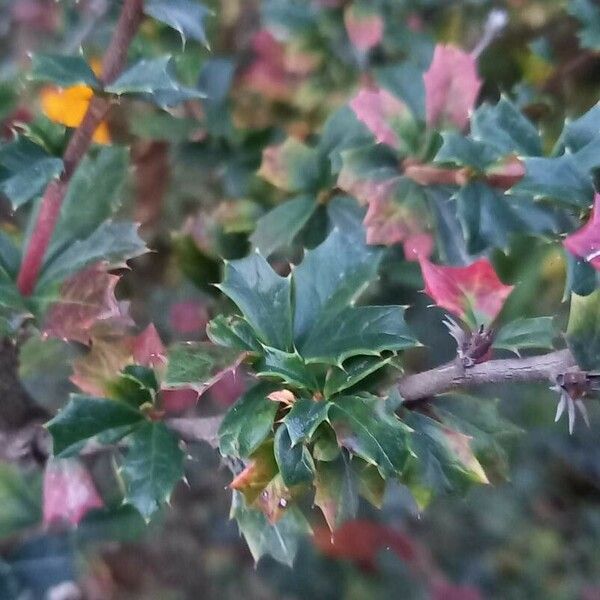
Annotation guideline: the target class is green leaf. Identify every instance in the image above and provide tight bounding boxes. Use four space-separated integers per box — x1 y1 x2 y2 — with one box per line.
231 491 311 567
145 0 211 47
300 305 417 365
44 147 128 264
206 314 262 352
274 426 314 487
219 383 279 458
218 253 293 351
250 195 317 257
562 103 600 152
314 455 358 531
256 346 318 391
47 394 144 457
0 465 41 538
435 132 499 171
283 397 330 446
292 227 382 345
514 155 594 207
107 366 158 408
121 421 184 520
324 355 394 398
569 0 600 49
164 342 243 391
29 54 100 88
471 98 542 156
36 221 147 290
567 290 600 370
494 317 555 353
328 394 412 478
0 155 62 209
105 57 205 107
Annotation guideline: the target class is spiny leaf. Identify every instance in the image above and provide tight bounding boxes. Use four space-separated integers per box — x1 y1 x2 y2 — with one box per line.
121 422 184 520
144 0 212 48
567 289 600 370
494 317 555 353
564 193 600 269
29 54 100 88
274 426 314 487
256 346 318 391
283 397 330 446
324 355 394 398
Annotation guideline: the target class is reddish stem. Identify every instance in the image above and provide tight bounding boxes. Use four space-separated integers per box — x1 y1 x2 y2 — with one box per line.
16 0 144 296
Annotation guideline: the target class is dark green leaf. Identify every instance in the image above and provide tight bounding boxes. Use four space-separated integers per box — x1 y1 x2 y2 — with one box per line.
324 355 394 398
144 0 212 47
0 157 62 209
231 491 311 567
47 394 144 457
29 54 100 88
106 57 205 108
494 317 554 353
283 397 330 446
250 195 317 257
219 383 279 458
274 426 314 487
435 132 499 171
217 253 293 351
329 394 412 478
0 465 41 538
256 346 318 391
121 421 184 520
206 314 262 352
569 0 600 49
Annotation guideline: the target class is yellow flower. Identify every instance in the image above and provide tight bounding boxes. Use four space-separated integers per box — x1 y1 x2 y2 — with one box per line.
40 59 110 144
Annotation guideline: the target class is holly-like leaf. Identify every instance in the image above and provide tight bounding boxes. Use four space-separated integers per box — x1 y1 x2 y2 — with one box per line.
36 221 147 290
419 257 514 325
564 193 600 269
229 442 278 505
569 0 600 49
0 137 63 208
219 382 279 458
29 54 100 88
47 394 144 457
324 355 394 398
43 263 132 344
121 421 184 520
292 227 381 344
493 317 555 353
423 44 481 130
206 314 262 352
43 458 103 527
328 394 412 478
0 464 41 538
258 138 324 193
344 2 383 52
217 252 293 351
144 0 212 47
349 88 411 150
435 132 499 172
105 57 205 108
471 97 542 156
164 342 244 393
133 324 167 368
299 305 417 365
256 346 318 391
274 426 314 487
282 397 330 446
250 195 317 257
567 289 600 370
44 147 129 264
231 491 311 567
314 455 358 531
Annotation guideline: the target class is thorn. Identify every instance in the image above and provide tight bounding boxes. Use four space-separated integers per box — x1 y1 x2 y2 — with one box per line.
555 394 566 422
576 400 590 428
568 396 576 435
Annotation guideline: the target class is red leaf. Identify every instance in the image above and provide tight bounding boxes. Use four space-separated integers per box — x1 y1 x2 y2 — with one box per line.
349 88 409 149
423 45 482 130
344 3 384 52
160 388 199 414
337 168 398 207
43 264 133 345
43 458 103 527
133 324 166 368
419 258 513 323
403 233 434 262
564 193 600 269
210 367 247 408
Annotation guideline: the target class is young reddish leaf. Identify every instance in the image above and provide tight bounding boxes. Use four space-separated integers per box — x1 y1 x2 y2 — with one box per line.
344 3 384 52
43 458 103 527
564 193 600 269
423 45 482 130
337 167 398 207
419 258 513 323
258 138 319 192
229 443 278 505
160 388 199 414
43 263 133 345
403 233 435 262
169 300 209 335
349 88 409 149
210 367 247 408
485 155 526 190
133 324 167 368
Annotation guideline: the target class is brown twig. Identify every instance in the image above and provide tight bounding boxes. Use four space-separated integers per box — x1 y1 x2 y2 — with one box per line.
16 0 145 296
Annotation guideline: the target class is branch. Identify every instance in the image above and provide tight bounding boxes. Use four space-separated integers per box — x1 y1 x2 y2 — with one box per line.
16 0 145 296
398 348 578 403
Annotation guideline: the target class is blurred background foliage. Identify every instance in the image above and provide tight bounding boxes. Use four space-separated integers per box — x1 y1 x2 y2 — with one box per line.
0 0 600 598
